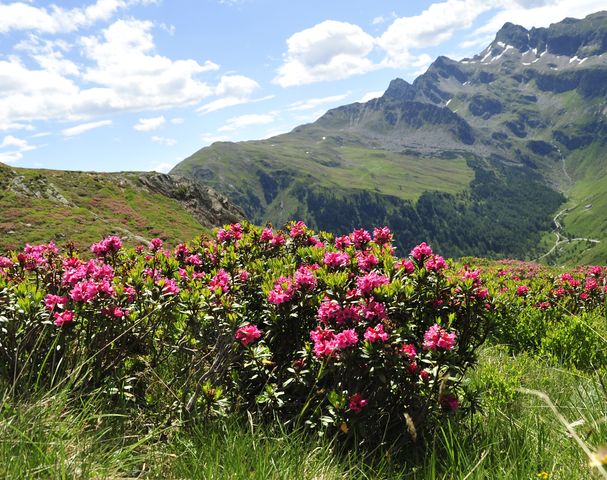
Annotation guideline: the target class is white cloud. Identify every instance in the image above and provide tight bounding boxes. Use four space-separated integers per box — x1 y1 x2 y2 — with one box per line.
170 117 184 125
378 0 493 67
0 122 34 132
0 151 23 164
1 135 31 150
0 134 38 165
359 90 385 103
287 92 351 111
201 133 231 144
62 120 112 137
151 161 176 173
274 20 376 87
134 115 166 131
80 19 218 112
0 18 229 126
472 0 607 36
151 135 177 146
0 0 145 34
372 16 386 25
218 113 276 132
197 74 265 114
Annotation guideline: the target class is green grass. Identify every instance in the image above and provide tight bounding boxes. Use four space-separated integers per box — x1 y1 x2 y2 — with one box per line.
176 135 474 209
3 347 605 479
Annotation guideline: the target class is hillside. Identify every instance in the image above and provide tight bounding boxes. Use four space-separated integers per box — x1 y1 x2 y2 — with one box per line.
0 163 244 252
173 11 607 263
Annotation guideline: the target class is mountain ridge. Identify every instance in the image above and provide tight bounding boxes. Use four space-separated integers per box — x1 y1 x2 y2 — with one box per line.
173 12 607 263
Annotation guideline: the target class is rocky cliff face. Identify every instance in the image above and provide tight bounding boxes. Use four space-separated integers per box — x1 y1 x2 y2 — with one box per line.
137 173 245 228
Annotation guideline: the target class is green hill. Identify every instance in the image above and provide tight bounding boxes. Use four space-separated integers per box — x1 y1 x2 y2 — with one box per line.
0 163 244 252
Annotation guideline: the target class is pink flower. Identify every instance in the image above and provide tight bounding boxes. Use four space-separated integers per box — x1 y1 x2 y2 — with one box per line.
590 266 602 277
317 298 342 323
70 281 99 303
425 255 447 272
289 221 307 238
0 256 13 268
400 343 417 362
268 276 296 305
395 259 415 274
364 323 389 343
310 326 338 358
295 265 317 290
356 251 378 271
359 299 387 321
209 269 231 294
238 270 250 282
103 306 127 318
217 223 243 243
335 329 359 349
44 294 68 311
91 236 122 256
410 242 433 261
585 277 598 291
149 238 164 251
348 393 368 414
515 285 529 296
186 254 202 266
423 324 457 351
373 227 393 245
53 310 75 327
173 243 190 259
324 251 350 268
350 228 371 249
334 235 351 249
261 228 274 242
235 324 262 346
356 272 389 295
159 278 180 295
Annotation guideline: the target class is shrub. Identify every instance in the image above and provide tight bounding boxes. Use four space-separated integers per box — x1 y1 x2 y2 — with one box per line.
1 222 495 448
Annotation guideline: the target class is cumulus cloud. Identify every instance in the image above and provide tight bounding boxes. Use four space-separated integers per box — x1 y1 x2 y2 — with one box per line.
0 18 232 126
151 135 177 146
0 0 150 34
0 134 38 164
287 93 351 111
274 20 376 87
134 115 166 131
217 113 276 132
62 120 112 137
151 161 176 173
197 74 270 114
359 90 385 103
378 0 493 67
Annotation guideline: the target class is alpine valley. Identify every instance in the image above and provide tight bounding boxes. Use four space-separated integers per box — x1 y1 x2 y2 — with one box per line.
173 11 607 264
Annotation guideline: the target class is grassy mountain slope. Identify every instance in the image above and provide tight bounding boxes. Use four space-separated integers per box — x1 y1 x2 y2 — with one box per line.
173 11 607 262
0 163 244 252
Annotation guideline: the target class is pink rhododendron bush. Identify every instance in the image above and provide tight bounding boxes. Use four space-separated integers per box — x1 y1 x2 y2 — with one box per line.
0 222 496 447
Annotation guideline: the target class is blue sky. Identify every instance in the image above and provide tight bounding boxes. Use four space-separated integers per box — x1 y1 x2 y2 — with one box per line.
0 0 604 172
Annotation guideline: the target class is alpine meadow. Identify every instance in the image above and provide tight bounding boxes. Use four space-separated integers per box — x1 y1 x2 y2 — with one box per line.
1 3 607 479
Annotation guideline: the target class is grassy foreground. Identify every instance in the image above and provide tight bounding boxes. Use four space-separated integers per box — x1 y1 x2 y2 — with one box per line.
2 347 606 479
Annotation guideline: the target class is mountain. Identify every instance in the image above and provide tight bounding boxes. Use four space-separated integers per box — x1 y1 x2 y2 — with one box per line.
172 11 607 263
0 163 244 252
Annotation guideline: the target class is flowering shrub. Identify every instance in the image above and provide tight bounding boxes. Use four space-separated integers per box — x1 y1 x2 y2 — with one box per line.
470 259 607 370
1 222 497 447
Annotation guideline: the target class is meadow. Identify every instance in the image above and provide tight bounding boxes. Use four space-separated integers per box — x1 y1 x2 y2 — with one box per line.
0 222 605 479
